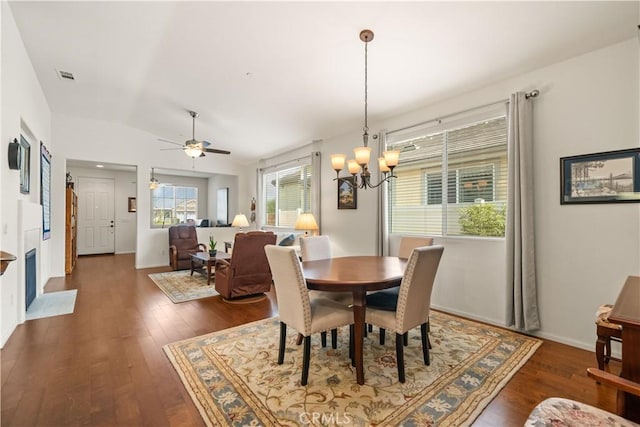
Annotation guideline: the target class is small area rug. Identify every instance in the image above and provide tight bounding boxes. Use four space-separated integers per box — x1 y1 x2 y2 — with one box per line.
26 289 77 320
148 270 218 303
164 311 541 426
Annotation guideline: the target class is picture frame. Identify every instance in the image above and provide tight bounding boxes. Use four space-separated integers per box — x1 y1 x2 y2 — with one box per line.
560 148 640 204
128 197 137 212
338 177 357 209
19 135 30 194
40 143 52 240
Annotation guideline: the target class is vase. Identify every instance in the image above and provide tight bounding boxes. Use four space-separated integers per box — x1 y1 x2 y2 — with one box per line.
209 250 217 256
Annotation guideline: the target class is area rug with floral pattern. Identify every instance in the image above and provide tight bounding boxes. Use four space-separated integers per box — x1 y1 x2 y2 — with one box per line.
163 311 541 426
148 270 218 303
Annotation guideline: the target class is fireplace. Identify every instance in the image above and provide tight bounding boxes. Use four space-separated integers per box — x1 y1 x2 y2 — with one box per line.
25 248 37 310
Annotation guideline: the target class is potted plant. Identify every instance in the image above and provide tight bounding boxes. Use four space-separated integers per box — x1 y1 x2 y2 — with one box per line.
208 236 217 256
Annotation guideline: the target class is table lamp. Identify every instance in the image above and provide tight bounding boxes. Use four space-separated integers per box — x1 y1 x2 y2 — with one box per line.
295 213 319 236
231 213 250 232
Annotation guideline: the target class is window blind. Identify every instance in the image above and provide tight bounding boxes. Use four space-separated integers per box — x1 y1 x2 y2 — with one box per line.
388 115 508 237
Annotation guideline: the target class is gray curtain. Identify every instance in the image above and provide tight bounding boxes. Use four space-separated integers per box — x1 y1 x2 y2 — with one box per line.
506 92 540 331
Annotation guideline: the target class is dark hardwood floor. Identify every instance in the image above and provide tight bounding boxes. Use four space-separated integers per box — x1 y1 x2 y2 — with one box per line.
1 254 619 426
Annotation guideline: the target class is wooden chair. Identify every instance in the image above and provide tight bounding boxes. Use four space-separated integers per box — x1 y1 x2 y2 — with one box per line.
526 369 640 426
265 245 353 385
596 303 622 370
365 245 444 383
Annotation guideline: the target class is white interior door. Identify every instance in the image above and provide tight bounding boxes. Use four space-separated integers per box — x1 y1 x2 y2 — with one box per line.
77 177 115 255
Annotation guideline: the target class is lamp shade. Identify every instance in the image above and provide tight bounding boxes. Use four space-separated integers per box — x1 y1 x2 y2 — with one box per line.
330 154 346 171
231 214 250 228
294 213 319 232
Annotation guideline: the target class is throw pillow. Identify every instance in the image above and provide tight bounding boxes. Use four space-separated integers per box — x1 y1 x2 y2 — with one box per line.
278 234 295 246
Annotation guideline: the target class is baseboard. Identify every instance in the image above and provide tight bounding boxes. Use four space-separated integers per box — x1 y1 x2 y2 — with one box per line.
431 304 614 358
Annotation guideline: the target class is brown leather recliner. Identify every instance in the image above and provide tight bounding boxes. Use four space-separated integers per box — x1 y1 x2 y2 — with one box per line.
214 231 276 299
168 225 206 270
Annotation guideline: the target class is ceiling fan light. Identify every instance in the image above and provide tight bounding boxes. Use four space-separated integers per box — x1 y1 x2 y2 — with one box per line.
184 146 203 158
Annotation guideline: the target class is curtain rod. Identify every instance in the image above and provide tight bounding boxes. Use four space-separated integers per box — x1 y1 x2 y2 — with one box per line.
387 89 539 136
258 151 319 172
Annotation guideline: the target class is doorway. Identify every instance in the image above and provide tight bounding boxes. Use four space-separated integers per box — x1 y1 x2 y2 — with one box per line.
77 176 115 255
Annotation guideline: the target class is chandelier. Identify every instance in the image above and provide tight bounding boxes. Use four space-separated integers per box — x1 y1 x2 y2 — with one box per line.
330 29 400 189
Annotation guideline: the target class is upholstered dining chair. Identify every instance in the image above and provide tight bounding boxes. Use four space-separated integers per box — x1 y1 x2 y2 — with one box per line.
398 236 434 259
367 235 435 345
299 235 331 261
300 236 352 308
365 245 444 383
265 245 354 386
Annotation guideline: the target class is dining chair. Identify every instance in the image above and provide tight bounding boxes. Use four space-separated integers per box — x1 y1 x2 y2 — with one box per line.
299 235 331 261
368 236 435 345
300 235 352 310
365 245 444 383
265 245 354 386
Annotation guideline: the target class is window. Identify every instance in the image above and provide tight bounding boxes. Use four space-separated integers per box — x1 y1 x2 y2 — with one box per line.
388 114 508 237
151 185 198 227
262 163 312 227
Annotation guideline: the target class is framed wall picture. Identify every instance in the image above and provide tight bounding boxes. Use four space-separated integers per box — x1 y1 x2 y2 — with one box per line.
560 148 640 204
40 142 52 240
338 177 357 209
128 197 137 212
19 135 30 194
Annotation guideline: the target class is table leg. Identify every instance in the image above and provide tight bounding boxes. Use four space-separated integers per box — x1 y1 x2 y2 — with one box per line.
190 258 195 276
207 261 212 286
352 289 366 385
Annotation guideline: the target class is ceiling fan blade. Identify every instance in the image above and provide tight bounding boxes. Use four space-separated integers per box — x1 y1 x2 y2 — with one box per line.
158 138 183 146
203 148 231 155
159 147 184 151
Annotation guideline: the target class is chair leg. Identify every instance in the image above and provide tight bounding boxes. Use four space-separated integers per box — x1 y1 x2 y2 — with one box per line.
427 320 432 349
396 333 406 383
321 331 327 347
301 336 311 386
421 323 430 366
368 324 373 332
604 336 612 363
349 325 355 366
278 322 287 365
403 332 409 347
296 333 303 346
596 334 607 371
380 328 386 345
331 329 338 349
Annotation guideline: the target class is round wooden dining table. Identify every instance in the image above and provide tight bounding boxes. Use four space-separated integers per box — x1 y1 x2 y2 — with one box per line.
302 256 407 385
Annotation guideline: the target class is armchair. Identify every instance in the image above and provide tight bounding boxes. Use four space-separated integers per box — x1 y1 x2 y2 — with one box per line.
525 369 640 426
168 225 206 270
214 231 276 300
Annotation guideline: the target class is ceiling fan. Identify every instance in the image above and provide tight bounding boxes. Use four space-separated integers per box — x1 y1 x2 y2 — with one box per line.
158 110 231 158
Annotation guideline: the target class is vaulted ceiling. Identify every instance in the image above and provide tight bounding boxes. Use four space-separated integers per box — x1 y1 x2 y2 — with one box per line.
9 1 638 163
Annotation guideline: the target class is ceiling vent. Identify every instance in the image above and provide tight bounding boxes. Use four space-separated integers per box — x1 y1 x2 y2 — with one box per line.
57 70 75 81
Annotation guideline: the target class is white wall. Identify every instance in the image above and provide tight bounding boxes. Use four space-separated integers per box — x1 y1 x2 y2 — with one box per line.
1 2 52 346
311 38 639 351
